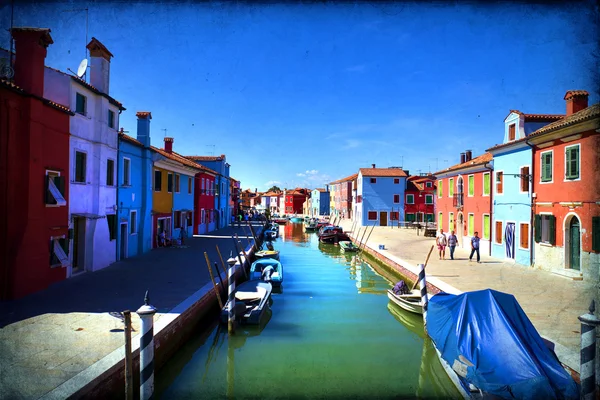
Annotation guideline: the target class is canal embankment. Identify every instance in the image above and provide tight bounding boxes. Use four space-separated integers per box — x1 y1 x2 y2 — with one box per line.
340 219 595 377
0 223 264 400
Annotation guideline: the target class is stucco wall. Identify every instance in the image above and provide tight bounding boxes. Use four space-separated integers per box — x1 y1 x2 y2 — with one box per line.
173 172 195 238
153 167 173 214
358 173 406 226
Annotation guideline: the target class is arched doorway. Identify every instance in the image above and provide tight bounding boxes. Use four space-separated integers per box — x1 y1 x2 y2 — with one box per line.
565 215 581 270
457 212 464 247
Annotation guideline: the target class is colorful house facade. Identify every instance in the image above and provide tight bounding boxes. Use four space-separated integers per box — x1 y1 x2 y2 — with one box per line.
339 174 357 219
356 165 408 227
434 151 493 253
0 28 72 299
284 188 309 214
194 169 216 234
311 188 330 216
486 110 563 266
405 174 436 223
528 91 600 281
116 112 154 260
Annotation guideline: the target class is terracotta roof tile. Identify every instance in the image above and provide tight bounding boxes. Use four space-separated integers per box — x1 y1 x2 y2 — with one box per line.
359 168 408 177
186 155 224 161
315 188 326 192
71 76 125 110
564 90 589 100
119 132 144 147
86 37 113 58
507 109 564 122
528 104 600 138
433 152 493 175
152 147 218 174
1 78 74 115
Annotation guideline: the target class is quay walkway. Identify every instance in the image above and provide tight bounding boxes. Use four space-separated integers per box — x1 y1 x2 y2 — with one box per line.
0 223 262 400
339 219 597 375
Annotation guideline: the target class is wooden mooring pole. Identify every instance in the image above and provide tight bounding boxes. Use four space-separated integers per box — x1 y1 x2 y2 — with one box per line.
204 252 223 309
123 310 133 400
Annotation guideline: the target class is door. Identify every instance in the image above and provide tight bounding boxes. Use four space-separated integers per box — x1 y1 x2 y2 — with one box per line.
570 218 580 270
72 216 86 274
119 223 127 260
505 223 515 259
380 211 388 227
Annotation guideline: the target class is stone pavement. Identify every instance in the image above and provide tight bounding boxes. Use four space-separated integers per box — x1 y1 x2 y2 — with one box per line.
339 219 597 373
0 223 262 400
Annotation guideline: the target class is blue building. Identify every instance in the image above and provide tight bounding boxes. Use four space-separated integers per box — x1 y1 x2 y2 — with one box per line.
187 154 231 229
487 110 563 266
116 112 154 260
311 188 330 216
356 166 408 227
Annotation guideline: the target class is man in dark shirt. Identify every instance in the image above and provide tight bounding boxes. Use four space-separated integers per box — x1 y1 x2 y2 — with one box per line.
469 231 481 263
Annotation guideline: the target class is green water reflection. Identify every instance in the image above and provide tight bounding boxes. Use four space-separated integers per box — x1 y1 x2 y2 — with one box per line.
156 224 460 399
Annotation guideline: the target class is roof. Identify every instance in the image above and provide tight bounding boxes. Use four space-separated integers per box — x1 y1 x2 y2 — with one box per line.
408 175 435 183
71 76 125 110
433 152 493 175
152 146 218 174
527 103 600 138
263 191 281 196
86 37 113 58
564 90 589 100
359 167 408 177
315 188 327 192
507 109 564 122
1 78 74 115
186 155 225 162
119 132 144 147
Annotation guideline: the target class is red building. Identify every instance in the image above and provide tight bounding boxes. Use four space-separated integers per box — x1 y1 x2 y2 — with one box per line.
405 174 436 223
0 28 73 300
285 188 309 214
528 91 600 279
194 169 217 235
433 151 493 254
338 174 357 219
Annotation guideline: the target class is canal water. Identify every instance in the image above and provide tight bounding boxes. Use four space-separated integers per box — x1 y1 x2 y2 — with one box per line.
156 222 460 399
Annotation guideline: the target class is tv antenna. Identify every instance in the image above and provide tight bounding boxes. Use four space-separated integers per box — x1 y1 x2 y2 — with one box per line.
161 128 168 138
68 58 88 78
62 8 89 79
206 144 215 156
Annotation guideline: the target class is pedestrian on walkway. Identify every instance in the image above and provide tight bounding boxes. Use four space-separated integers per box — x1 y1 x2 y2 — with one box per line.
436 229 447 260
447 230 458 260
469 231 481 263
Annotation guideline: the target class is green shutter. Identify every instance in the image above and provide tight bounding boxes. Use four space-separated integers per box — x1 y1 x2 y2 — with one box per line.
438 183 442 198
542 153 552 182
468 214 474 236
565 148 572 178
468 175 474 196
566 147 579 180
592 217 600 252
549 215 556 245
534 214 541 242
483 174 489 195
483 215 490 240
449 178 454 197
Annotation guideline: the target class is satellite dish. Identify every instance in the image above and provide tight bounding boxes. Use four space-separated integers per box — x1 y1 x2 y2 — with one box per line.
76 58 88 78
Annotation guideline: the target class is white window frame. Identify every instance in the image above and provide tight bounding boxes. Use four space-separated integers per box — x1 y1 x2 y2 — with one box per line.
425 194 433 204
393 194 400 204
46 169 67 207
123 157 131 186
74 150 87 184
518 222 530 250
495 170 504 196
406 194 414 204
467 174 475 197
468 212 475 236
540 212 553 244
482 172 490 197
426 182 432 188
540 150 554 184
130 210 138 235
106 158 115 187
482 213 491 241
564 143 581 182
75 92 87 116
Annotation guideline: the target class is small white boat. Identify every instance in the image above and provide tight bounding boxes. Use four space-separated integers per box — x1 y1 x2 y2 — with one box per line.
387 289 423 315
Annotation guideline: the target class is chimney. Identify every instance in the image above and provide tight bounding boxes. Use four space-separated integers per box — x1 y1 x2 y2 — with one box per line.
164 137 174 153
460 152 466 164
564 90 589 116
10 28 53 97
465 150 472 162
136 111 152 147
404 170 410 176
86 37 112 94
371 163 376 168
255 188 257 194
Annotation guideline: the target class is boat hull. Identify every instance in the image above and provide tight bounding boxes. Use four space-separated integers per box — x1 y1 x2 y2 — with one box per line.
387 289 423 315
220 280 273 325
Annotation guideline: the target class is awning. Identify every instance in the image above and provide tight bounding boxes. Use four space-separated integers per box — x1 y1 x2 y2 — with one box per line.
71 213 105 220
53 239 70 267
48 179 67 206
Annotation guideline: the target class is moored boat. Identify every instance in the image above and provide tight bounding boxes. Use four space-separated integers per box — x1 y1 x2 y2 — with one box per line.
254 249 280 260
318 225 350 244
290 216 303 223
339 240 360 252
387 288 423 315
250 258 283 288
305 219 319 231
220 280 272 325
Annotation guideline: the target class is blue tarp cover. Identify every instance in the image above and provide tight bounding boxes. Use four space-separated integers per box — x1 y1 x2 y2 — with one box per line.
251 258 281 269
427 289 579 399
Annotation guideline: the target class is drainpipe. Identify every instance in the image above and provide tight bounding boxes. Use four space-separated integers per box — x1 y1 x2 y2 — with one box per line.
525 138 535 267
484 162 494 257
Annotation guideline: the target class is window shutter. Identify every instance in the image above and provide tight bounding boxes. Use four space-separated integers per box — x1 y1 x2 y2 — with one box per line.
56 176 65 197
565 148 571 178
534 214 541 242
49 239 55 265
592 216 600 252
45 175 54 204
549 215 556 245
521 167 530 192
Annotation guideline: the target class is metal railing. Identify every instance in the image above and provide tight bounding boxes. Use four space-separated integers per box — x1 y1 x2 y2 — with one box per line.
453 193 464 208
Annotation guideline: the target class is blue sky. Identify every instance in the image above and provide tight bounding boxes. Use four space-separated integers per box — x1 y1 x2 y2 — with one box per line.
2 1 598 191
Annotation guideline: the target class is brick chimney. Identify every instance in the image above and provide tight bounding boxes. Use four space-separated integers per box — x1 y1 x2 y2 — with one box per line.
86 37 112 94
10 28 53 98
564 90 589 116
460 152 466 164
136 111 152 147
371 163 376 168
164 137 174 153
465 150 472 162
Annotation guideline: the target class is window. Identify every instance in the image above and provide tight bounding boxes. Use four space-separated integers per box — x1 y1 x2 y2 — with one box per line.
534 214 556 245
495 221 503 244
175 174 180 193
520 167 530 192
468 214 474 236
483 214 490 240
426 182 432 188
541 151 553 182
130 211 137 234
496 171 503 194
188 177 192 194
201 209 206 224
123 158 131 186
174 211 181 228
154 170 162 191
406 213 415 222
425 214 434 222
394 178 400 184
449 178 454 197
76 93 86 115
438 212 443 228
108 110 115 128
368 211 377 220
50 236 69 268
425 194 433 204
468 175 474 196
186 212 192 226
107 214 117 241
483 172 490 196
449 212 454 231
167 173 173 193
390 212 399 220
106 159 115 186
393 194 400 203
75 151 86 183
45 170 66 206
406 194 414 204
370 178 377 184
565 145 580 180
508 123 516 141
519 223 529 249
592 217 600 252
438 181 443 197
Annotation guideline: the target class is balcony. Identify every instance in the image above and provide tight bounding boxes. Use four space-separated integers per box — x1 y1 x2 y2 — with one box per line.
453 193 464 208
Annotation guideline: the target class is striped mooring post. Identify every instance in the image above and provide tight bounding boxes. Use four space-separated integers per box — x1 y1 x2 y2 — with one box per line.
136 290 157 400
578 300 600 400
417 263 429 333
227 256 237 334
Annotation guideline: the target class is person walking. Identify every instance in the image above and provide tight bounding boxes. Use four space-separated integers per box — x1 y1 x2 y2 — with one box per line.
447 230 458 260
469 231 481 263
436 229 447 260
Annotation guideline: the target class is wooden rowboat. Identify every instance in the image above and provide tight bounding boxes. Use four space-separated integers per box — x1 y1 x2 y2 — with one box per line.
387 289 423 315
